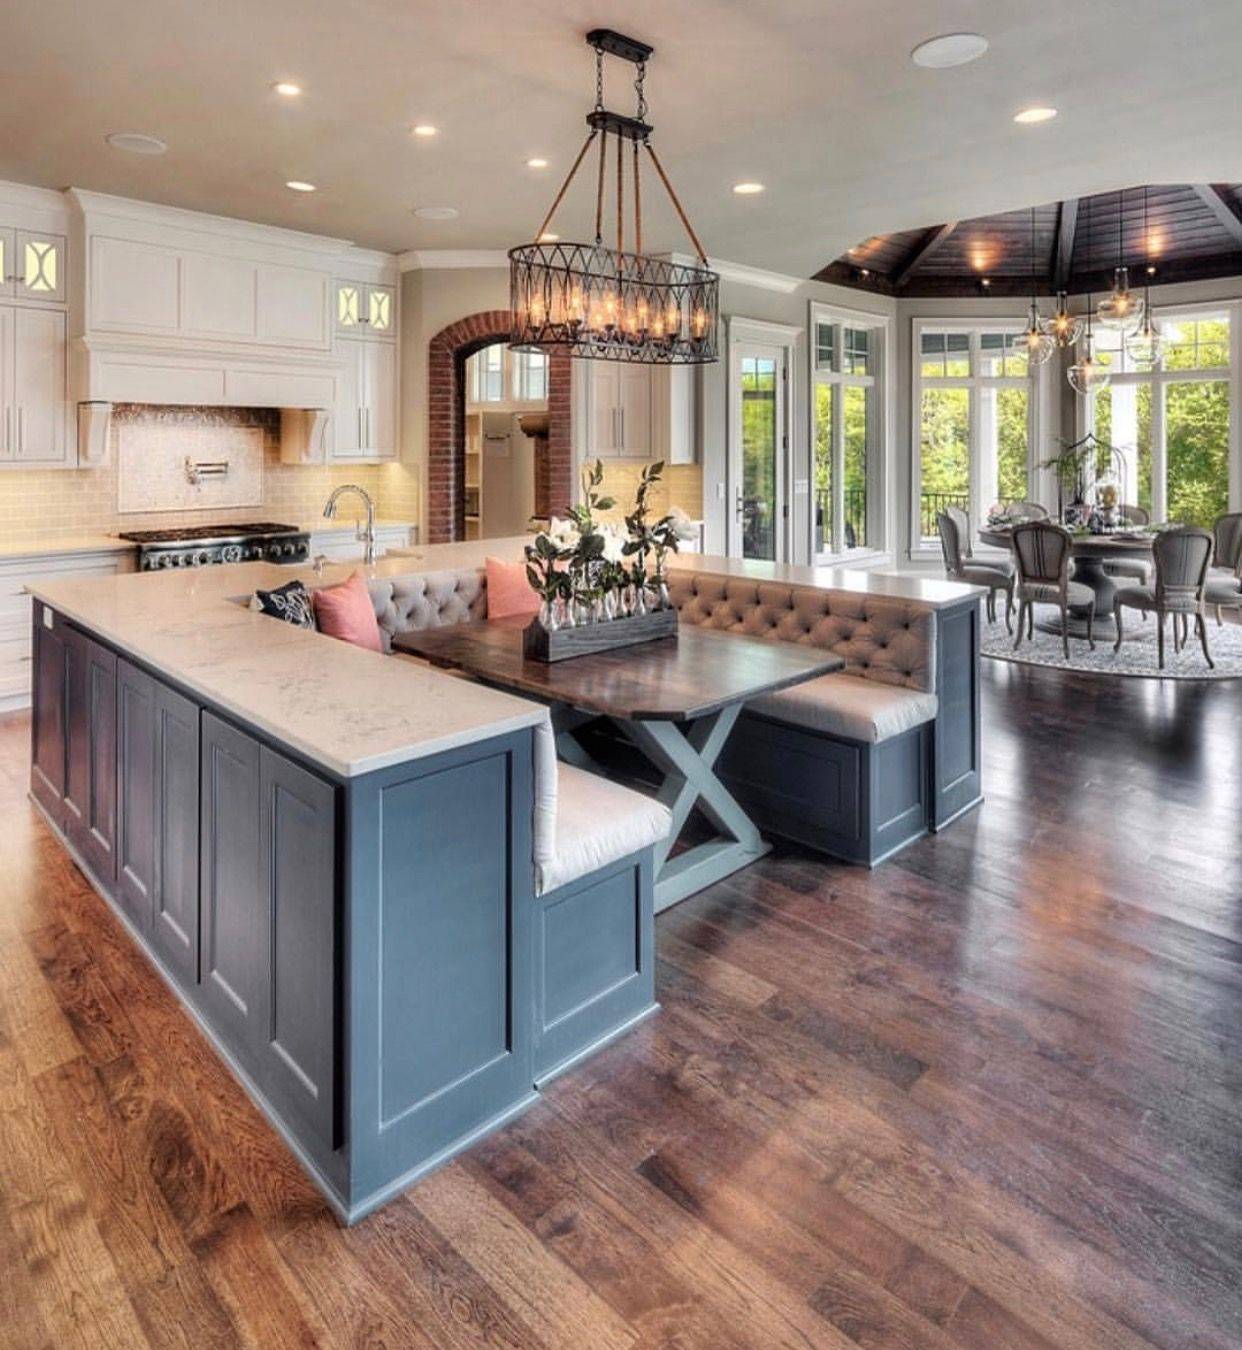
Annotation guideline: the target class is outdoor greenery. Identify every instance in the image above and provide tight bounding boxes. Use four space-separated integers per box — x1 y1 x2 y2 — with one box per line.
918 385 1028 534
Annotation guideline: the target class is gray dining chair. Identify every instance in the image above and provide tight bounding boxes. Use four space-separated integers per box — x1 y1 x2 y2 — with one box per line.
937 511 1013 632
1113 527 1214 670
1104 503 1153 583
1205 510 1242 624
1011 521 1095 659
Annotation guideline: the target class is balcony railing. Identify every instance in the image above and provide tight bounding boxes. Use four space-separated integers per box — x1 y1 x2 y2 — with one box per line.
814 487 867 553
920 490 970 539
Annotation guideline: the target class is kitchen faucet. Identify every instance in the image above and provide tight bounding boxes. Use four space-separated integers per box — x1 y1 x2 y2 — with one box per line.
323 484 377 565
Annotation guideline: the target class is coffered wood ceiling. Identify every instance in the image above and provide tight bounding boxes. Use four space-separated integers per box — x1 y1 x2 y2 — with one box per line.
1 1 1240 277
818 186 1242 298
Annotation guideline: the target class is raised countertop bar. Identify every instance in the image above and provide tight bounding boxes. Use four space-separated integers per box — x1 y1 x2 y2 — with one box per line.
668 552 984 608
27 558 547 779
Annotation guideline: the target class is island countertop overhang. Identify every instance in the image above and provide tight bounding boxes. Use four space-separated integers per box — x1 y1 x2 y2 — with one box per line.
26 560 549 779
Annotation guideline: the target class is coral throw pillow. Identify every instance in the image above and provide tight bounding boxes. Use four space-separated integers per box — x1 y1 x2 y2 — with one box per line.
485 556 541 620
312 571 382 652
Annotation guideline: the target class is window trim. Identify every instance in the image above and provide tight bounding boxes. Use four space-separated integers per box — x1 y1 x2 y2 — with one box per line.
809 300 891 563
1076 298 1241 521
909 316 1043 558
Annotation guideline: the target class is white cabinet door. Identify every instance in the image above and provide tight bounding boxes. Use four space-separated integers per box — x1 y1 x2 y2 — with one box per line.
14 231 67 305
181 252 257 338
364 284 396 337
616 364 653 458
12 308 66 462
651 366 697 465
0 308 13 458
589 362 619 456
332 338 364 459
0 229 13 299
92 236 181 332
335 281 363 336
362 340 397 456
257 264 329 348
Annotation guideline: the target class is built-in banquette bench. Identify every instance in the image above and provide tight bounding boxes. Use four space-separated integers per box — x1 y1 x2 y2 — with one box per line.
366 561 983 869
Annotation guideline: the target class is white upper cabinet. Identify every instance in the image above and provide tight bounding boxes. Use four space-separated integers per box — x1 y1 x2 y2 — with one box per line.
0 306 67 464
180 251 258 338
580 361 696 462
333 336 396 461
257 264 330 345
91 236 180 332
0 229 67 304
335 280 395 339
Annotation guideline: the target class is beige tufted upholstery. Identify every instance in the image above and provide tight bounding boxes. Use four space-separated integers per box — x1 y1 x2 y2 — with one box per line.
667 571 935 693
367 568 487 653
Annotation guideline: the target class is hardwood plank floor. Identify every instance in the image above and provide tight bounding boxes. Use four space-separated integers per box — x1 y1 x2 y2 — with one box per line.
1 660 1240 1349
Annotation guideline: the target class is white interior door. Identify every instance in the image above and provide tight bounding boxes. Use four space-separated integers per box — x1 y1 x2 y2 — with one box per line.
728 341 788 561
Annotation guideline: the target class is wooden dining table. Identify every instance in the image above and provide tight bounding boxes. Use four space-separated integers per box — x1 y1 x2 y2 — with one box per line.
393 617 846 911
979 524 1156 638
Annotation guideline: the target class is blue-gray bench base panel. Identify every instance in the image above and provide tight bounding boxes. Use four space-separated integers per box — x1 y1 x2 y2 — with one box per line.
534 849 657 1084
718 711 932 867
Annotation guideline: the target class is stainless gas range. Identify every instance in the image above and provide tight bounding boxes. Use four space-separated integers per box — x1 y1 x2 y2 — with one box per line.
118 522 311 572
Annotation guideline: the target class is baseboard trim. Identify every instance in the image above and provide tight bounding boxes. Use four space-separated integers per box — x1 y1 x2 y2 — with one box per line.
534 1002 660 1091
931 793 984 833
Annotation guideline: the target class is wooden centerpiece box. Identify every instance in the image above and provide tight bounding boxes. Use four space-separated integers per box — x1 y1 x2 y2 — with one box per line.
522 606 678 662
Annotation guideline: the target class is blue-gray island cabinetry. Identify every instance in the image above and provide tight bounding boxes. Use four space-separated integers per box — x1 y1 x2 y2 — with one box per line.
29 597 543 1223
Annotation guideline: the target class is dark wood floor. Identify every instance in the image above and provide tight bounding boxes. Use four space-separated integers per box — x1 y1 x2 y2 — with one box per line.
2 660 1240 1349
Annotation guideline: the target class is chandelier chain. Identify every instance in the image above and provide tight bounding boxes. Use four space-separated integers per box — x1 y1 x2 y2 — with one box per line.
634 59 648 126
595 47 604 112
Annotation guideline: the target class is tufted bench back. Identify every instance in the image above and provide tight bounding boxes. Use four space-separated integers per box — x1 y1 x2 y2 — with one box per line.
367 568 487 653
668 571 935 692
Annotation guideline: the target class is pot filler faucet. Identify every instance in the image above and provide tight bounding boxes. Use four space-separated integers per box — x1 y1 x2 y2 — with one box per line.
323 484 377 565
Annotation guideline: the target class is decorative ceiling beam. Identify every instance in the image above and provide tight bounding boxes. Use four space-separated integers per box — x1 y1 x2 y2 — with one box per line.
1052 199 1079 289
1191 184 1242 249
893 222 958 288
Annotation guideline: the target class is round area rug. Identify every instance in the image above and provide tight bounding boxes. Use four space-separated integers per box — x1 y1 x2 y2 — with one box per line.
980 606 1242 679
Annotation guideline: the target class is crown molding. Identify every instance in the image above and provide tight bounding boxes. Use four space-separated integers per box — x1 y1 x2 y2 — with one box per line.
666 250 803 295
399 249 510 272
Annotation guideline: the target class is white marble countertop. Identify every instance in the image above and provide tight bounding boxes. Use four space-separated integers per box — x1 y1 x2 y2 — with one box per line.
0 535 138 560
26 560 547 779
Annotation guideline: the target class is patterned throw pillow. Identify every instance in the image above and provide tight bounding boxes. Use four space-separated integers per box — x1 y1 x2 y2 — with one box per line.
250 579 316 629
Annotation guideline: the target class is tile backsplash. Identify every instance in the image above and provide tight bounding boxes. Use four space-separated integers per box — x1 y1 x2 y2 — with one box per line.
594 462 704 527
0 405 421 543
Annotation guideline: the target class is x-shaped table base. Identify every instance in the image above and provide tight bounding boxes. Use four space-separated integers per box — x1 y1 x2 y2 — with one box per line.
616 704 770 912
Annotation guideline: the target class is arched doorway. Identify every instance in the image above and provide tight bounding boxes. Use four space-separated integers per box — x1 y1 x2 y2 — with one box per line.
426 310 572 542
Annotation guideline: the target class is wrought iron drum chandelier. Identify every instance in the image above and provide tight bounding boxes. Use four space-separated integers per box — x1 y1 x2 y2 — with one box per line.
509 29 720 365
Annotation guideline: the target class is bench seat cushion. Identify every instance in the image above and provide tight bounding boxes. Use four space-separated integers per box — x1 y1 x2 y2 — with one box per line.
748 673 938 745
538 766 671 897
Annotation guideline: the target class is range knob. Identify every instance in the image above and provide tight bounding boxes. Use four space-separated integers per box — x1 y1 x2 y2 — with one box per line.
282 542 296 557
221 544 243 564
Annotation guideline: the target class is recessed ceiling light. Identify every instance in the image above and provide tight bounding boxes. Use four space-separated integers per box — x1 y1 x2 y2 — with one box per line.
980 277 992 288
285 180 316 192
412 124 438 138
527 157 549 169
539 232 559 242
1013 106 1057 124
413 205 458 220
105 132 167 155
732 182 765 196
910 33 989 69
273 81 302 97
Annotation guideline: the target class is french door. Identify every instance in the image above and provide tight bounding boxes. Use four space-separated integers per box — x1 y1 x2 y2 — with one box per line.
728 340 789 561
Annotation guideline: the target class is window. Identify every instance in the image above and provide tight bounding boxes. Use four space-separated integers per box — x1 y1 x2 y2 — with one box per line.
812 307 886 556
912 323 1038 547
1083 305 1237 529
465 343 548 407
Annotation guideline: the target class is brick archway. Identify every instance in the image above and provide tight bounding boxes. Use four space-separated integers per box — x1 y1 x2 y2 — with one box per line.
426 309 572 543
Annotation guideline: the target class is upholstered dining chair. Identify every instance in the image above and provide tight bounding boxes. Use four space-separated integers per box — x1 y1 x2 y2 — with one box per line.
1205 510 1242 624
1104 503 1153 583
937 511 1013 632
1113 527 1215 670
1002 500 1049 521
1011 521 1094 659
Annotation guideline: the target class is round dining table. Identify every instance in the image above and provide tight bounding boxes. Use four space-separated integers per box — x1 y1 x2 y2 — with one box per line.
978 524 1156 638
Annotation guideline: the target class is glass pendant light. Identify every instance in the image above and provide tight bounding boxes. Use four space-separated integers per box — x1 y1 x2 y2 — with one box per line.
1096 188 1144 334
1068 197 1111 394
1042 290 1083 347
1021 207 1055 366
1125 187 1165 367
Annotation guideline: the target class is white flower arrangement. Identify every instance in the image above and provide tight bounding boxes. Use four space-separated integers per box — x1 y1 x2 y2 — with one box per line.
525 459 685 628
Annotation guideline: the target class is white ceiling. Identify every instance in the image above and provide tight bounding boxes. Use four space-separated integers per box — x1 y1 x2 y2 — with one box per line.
4 0 1241 277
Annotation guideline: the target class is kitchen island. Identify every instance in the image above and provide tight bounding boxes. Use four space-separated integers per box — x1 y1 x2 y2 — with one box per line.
26 559 554 1224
